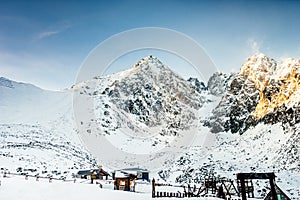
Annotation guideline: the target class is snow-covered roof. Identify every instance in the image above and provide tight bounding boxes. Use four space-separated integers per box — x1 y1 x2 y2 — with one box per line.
114 170 137 178
115 171 130 178
113 167 149 178
119 167 149 173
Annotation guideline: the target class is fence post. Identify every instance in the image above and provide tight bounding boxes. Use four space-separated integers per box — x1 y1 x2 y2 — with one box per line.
152 178 155 198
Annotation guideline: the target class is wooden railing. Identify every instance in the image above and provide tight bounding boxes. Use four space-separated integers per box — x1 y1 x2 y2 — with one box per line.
152 179 207 198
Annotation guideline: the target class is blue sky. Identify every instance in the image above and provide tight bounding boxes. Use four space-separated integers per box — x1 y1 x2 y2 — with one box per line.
1 0 300 90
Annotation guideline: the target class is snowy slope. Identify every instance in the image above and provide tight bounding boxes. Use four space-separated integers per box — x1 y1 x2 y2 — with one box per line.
161 123 299 198
0 77 98 171
0 77 69 124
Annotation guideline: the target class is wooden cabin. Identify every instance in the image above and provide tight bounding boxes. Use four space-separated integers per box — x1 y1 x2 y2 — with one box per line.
76 167 110 180
96 168 110 180
113 170 136 191
76 170 91 179
113 168 149 192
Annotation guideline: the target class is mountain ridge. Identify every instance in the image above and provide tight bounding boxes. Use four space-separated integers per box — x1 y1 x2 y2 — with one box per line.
206 53 300 134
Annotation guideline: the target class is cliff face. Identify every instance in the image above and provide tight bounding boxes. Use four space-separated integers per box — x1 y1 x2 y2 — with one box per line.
206 53 300 134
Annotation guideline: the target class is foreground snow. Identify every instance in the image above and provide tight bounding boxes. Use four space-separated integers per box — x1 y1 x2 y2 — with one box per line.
0 175 223 200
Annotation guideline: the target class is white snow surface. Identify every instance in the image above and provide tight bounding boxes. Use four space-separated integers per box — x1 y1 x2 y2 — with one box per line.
0 174 225 200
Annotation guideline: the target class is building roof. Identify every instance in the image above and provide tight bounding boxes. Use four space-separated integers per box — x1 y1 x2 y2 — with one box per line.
113 167 148 179
118 167 149 172
114 170 137 178
77 170 92 175
77 169 110 176
98 168 110 176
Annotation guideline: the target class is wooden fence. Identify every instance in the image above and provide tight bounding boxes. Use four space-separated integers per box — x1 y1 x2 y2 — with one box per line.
8 172 77 183
152 179 207 198
152 177 240 199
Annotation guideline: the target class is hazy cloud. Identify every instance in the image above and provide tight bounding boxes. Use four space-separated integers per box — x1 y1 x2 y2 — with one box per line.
37 21 71 39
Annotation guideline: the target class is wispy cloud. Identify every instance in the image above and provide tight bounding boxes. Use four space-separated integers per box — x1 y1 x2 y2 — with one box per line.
37 21 71 39
38 30 61 39
247 38 261 53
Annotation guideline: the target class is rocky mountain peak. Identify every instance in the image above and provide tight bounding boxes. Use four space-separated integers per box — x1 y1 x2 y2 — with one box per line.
134 55 162 66
133 55 166 73
75 56 207 140
240 53 276 91
253 57 300 118
237 53 300 119
206 53 300 134
206 72 233 96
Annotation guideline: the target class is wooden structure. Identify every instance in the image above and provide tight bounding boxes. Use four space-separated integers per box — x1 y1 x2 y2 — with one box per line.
113 170 137 191
114 175 136 191
152 178 188 198
219 178 239 198
113 167 149 192
113 168 149 181
204 175 217 194
237 179 254 198
76 170 91 179
152 172 288 200
152 178 220 198
76 167 110 180
264 184 291 200
237 173 277 200
97 168 110 180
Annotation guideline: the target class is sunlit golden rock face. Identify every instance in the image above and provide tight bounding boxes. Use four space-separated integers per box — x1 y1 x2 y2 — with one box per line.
240 53 276 92
240 53 300 118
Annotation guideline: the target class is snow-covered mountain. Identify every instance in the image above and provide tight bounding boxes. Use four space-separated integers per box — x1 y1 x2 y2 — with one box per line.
205 53 300 134
72 56 208 154
0 54 299 199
